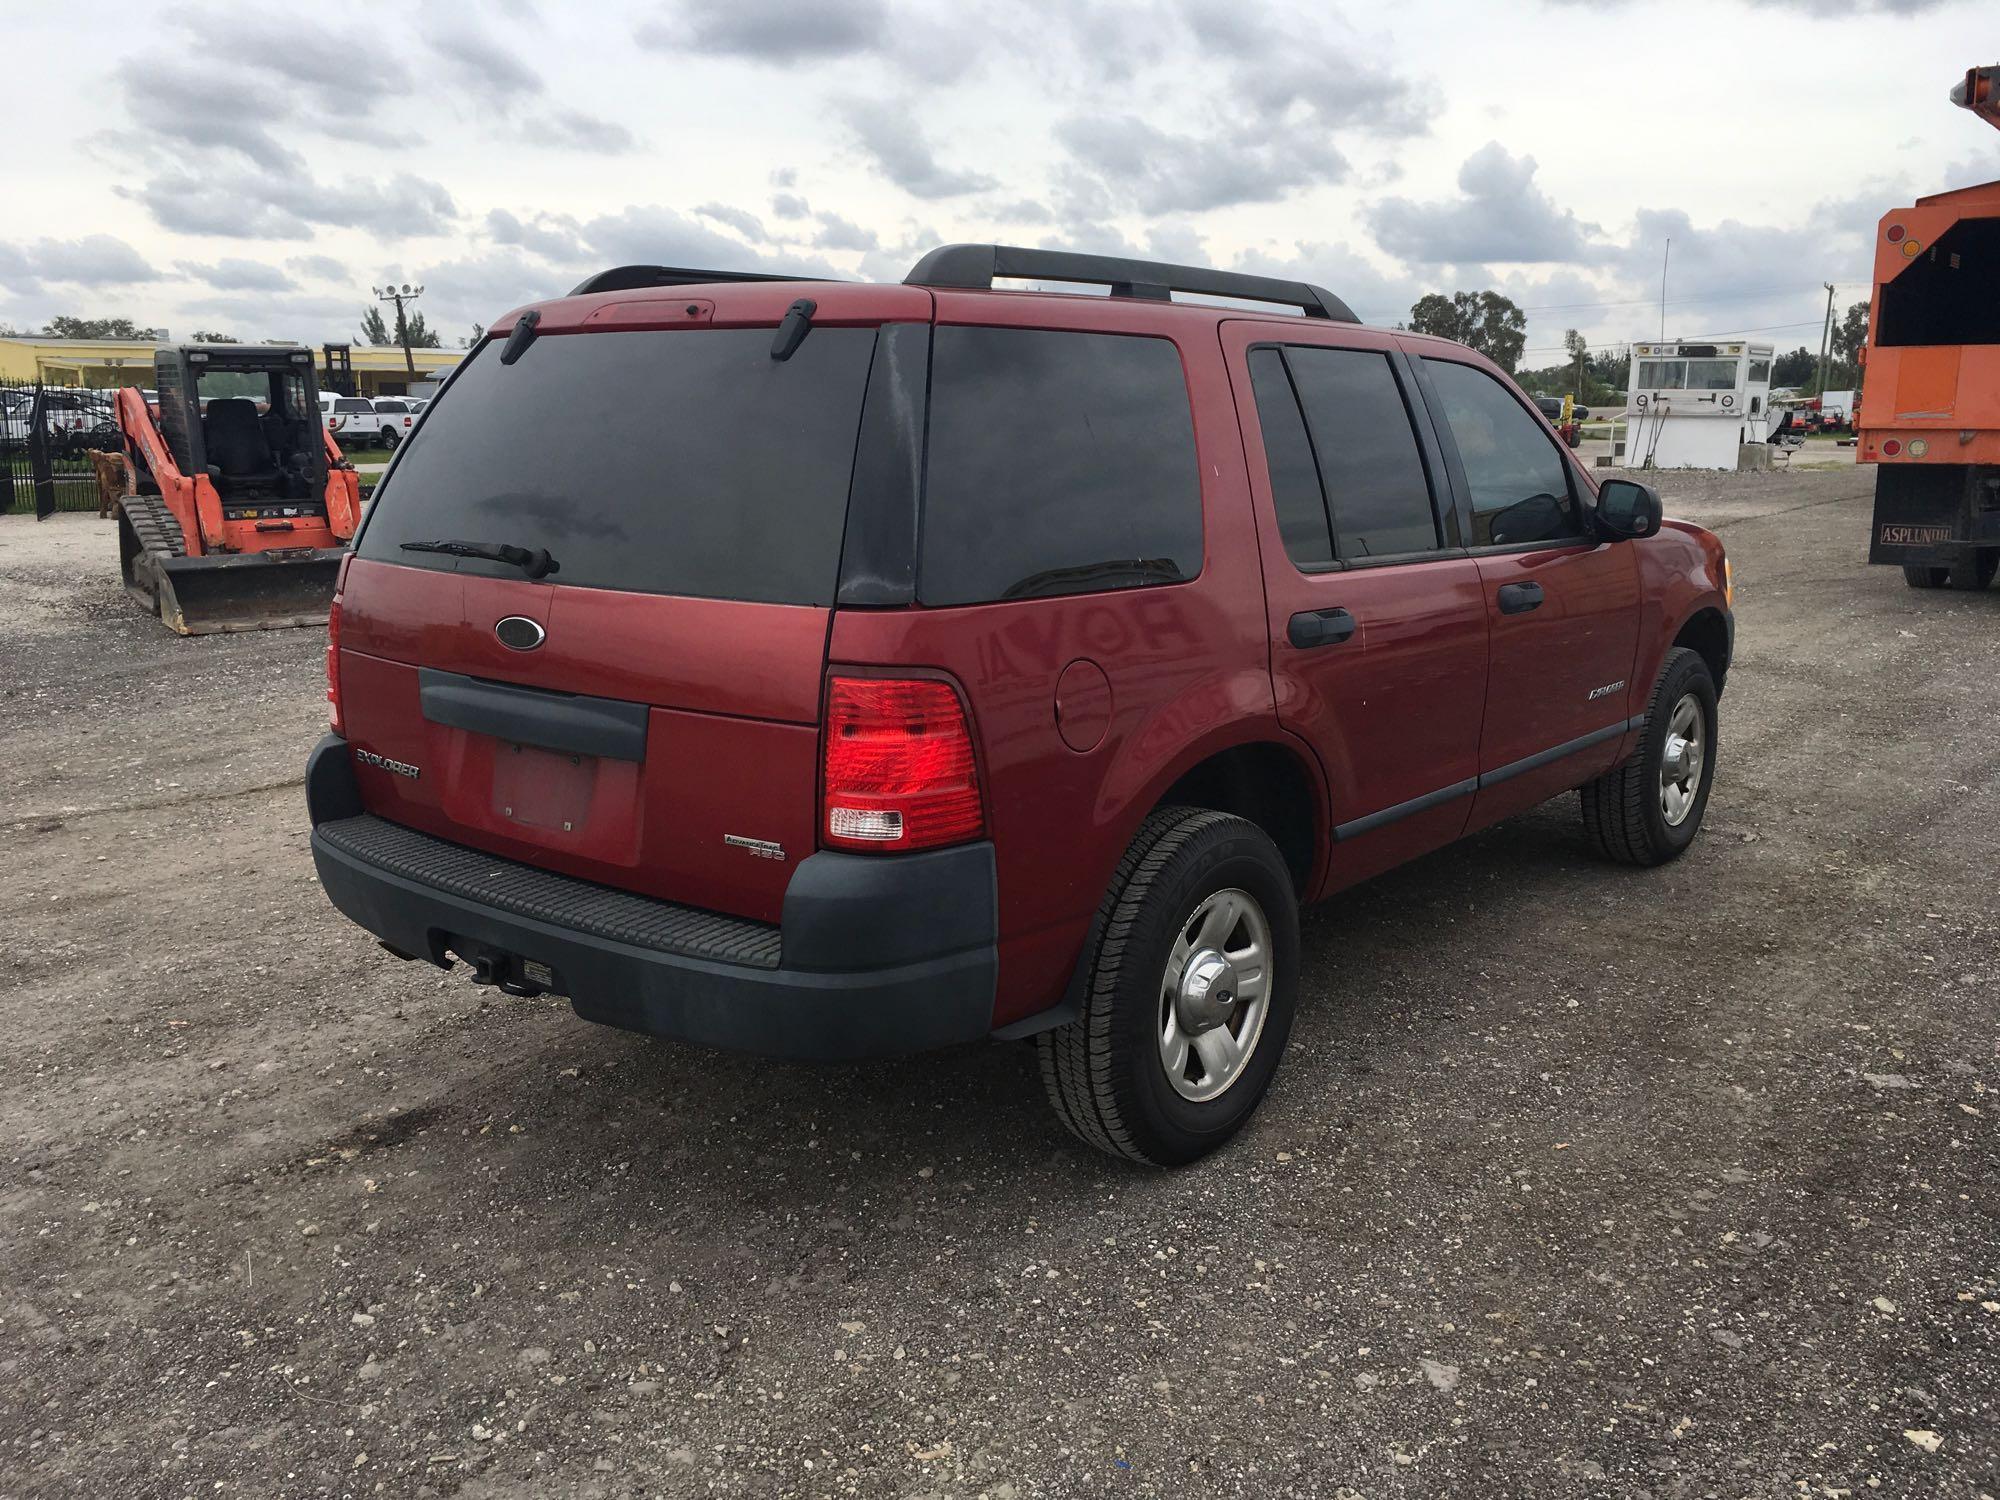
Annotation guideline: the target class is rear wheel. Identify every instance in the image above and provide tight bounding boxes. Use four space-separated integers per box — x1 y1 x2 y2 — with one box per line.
381 427 400 450
1948 549 1997 592
1580 647 1718 867
1903 565 1948 589
1036 808 1299 1166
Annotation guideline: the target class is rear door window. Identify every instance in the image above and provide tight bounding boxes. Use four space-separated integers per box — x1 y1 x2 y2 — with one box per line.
1424 359 1583 547
1247 348 1334 568
356 327 877 604
1285 347 1440 558
918 327 1200 604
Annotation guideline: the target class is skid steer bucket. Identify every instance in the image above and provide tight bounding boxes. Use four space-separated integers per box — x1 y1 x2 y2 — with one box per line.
124 541 346 635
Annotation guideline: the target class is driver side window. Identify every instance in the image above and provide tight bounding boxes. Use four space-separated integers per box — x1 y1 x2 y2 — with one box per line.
1424 359 1583 547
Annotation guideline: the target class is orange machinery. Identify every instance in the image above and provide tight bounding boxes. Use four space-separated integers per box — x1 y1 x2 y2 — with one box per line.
113 344 361 632
1859 63 2000 590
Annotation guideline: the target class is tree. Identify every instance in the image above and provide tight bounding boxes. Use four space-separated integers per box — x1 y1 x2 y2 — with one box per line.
360 303 442 349
1771 347 1817 388
190 329 238 343
1408 290 1528 373
461 321 485 348
41 315 162 340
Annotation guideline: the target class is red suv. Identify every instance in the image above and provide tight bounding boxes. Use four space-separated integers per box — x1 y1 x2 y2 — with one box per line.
309 245 1733 1165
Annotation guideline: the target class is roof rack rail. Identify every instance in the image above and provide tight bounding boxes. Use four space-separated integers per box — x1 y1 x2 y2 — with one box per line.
904 244 1358 324
568 264 832 296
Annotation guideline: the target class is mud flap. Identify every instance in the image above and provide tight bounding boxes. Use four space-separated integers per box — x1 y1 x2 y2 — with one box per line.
1868 463 2000 567
135 547 348 635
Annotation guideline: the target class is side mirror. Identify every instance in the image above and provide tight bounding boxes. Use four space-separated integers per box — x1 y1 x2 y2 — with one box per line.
1595 478 1662 541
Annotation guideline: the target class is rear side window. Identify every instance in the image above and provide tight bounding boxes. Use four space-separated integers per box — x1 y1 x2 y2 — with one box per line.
1285 347 1439 558
357 327 877 604
1424 359 1582 547
1247 348 1334 568
919 327 1200 604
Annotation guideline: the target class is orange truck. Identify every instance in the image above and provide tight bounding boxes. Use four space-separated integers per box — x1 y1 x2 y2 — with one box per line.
1859 63 2000 591
114 344 361 632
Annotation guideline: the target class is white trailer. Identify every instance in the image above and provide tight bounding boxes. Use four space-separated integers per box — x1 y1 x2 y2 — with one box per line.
1625 340 1776 469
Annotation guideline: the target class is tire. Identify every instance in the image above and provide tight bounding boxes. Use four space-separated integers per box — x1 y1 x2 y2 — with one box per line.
1036 808 1300 1166
1903 565 1948 589
1580 647 1718 867
1947 549 1997 592
380 427 400 451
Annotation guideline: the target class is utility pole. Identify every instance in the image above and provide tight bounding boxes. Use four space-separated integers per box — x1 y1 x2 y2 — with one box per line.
1659 238 1671 339
372 282 425 378
1816 282 1836 399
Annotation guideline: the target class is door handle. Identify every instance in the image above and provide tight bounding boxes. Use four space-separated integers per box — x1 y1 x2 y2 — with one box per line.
1288 607 1357 649
1497 582 1544 615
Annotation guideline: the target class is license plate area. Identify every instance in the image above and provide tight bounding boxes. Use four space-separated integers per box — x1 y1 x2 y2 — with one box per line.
493 741 595 832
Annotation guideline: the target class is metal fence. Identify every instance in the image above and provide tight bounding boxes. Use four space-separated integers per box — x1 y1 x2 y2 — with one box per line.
1 379 119 517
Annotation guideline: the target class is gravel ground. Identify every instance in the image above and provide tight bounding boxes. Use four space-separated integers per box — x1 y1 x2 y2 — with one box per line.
2 467 1996 1499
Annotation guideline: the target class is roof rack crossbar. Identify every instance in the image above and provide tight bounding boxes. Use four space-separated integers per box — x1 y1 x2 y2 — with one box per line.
904 244 1358 323
568 264 833 297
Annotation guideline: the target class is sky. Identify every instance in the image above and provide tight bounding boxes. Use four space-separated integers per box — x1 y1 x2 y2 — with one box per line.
2 0 1996 370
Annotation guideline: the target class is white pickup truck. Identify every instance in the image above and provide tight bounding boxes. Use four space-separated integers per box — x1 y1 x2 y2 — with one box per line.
320 392 388 448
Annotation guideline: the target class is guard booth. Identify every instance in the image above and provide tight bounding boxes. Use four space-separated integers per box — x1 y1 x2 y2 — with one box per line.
1625 340 1775 468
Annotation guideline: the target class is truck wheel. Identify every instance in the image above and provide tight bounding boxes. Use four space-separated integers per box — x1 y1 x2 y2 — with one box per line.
1903 566 1948 589
381 428 399 451
1947 549 1997 592
1580 647 1718 867
1037 808 1299 1166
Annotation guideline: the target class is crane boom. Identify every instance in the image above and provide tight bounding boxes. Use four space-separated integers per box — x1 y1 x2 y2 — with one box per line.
1949 64 2000 133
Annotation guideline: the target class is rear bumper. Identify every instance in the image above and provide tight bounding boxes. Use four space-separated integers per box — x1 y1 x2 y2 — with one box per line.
305 734 997 1060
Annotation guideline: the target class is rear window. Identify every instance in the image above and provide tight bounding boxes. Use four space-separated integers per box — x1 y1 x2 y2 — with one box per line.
918 327 1200 605
375 400 408 413
356 327 877 604
335 398 373 414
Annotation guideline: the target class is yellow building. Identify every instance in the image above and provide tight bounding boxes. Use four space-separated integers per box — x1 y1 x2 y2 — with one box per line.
0 336 464 396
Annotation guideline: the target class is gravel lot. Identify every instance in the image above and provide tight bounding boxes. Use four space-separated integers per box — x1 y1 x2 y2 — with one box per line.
2 467 1996 1499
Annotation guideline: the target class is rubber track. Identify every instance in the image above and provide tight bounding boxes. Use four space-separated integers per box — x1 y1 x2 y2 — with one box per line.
1580 646 1697 864
1036 807 1233 1164
121 493 187 558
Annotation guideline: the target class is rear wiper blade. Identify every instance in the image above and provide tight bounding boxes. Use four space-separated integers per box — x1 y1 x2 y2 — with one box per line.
401 538 559 579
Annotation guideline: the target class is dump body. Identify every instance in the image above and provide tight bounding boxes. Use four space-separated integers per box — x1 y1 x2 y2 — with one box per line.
1860 64 2000 575
113 345 362 632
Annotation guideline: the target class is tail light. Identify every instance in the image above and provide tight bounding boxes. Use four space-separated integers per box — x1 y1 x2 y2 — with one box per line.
822 676 983 852
326 555 351 733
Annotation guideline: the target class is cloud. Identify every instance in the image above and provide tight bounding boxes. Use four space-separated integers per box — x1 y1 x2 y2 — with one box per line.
486 208 589 261
176 258 298 292
696 203 770 242
285 255 353 282
0 235 160 293
637 0 887 63
1549 0 1941 9
1370 143 1598 265
838 98 995 198
771 192 812 220
424 24 634 152
1175 0 1424 138
812 212 879 253
1057 113 1347 215
122 170 458 241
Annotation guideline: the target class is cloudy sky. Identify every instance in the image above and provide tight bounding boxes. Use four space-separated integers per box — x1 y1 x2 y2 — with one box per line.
3 0 1996 368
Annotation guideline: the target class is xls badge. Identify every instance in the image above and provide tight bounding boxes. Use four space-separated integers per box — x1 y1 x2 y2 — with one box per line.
354 747 421 780
1880 524 1952 545
1587 680 1626 701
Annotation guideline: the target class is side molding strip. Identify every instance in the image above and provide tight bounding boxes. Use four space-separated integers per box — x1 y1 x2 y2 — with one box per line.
1333 717 1640 842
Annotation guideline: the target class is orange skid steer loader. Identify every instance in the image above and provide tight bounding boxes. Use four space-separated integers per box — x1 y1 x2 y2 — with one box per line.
114 345 361 633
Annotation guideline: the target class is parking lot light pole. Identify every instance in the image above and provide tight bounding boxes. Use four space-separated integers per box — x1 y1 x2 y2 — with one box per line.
373 283 425 380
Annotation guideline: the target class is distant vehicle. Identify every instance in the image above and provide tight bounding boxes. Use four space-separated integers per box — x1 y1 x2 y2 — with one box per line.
1817 389 1856 432
1533 394 1588 448
322 393 386 447
371 397 415 449
404 398 429 416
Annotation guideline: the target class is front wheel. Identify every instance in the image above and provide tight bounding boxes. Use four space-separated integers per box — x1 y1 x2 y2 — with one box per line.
1580 647 1718 866
1037 808 1299 1166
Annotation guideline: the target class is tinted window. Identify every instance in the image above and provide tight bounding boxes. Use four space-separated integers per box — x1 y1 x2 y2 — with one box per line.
1425 359 1582 547
1247 347 1332 568
357 327 876 604
375 400 408 413
1287 347 1438 557
335 398 373 414
920 327 1200 604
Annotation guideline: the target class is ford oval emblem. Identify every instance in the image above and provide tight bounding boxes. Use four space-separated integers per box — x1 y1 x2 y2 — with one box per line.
495 616 545 651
